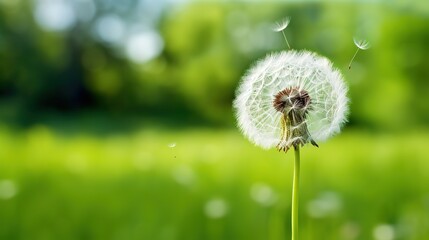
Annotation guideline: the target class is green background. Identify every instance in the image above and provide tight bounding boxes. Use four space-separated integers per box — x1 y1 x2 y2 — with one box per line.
1 0 428 239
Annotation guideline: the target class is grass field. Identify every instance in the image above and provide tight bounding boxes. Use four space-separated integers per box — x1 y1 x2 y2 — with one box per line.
1 124 428 240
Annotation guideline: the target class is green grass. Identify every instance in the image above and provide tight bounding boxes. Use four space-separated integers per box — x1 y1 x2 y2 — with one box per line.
1 124 428 240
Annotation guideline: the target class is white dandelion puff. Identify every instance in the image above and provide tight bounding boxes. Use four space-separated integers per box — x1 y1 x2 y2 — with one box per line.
233 50 348 152
273 17 291 49
349 38 370 69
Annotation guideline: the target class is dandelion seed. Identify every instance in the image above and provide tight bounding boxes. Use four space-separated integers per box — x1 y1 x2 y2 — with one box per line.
273 17 291 49
168 142 176 148
348 38 370 69
234 50 348 152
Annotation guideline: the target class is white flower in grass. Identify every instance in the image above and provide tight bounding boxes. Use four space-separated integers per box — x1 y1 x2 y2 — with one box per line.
234 50 348 152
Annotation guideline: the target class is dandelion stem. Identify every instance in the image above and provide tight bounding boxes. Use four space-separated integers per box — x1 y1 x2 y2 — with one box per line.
291 145 300 240
281 31 291 49
348 48 360 69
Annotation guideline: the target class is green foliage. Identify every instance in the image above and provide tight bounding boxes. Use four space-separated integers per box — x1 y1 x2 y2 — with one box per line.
1 125 429 239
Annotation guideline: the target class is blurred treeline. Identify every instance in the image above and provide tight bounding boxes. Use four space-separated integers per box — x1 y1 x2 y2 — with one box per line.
1 0 429 129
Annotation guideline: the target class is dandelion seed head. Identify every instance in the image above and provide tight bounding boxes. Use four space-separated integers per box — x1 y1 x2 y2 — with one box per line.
233 50 348 150
272 17 291 32
353 38 370 50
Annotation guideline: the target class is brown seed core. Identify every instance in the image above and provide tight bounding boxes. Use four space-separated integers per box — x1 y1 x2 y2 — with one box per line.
272 87 318 152
273 87 311 114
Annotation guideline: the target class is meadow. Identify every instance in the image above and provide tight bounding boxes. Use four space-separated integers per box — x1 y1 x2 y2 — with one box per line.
1 124 428 240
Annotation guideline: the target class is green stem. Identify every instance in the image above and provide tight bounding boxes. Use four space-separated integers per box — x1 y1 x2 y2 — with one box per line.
292 145 300 240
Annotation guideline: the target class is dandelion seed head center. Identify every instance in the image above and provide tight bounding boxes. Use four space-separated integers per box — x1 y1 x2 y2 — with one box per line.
273 87 311 113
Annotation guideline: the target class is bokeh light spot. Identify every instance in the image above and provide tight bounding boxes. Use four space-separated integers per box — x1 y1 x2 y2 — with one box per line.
0 180 18 200
373 224 395 240
307 191 342 218
250 183 277 207
172 165 195 187
34 0 76 31
204 198 228 219
125 31 164 63
95 14 125 44
75 0 96 22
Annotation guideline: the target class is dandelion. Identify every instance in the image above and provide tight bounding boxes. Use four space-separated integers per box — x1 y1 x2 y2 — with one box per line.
234 50 348 152
348 38 370 69
273 17 291 49
233 50 348 240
